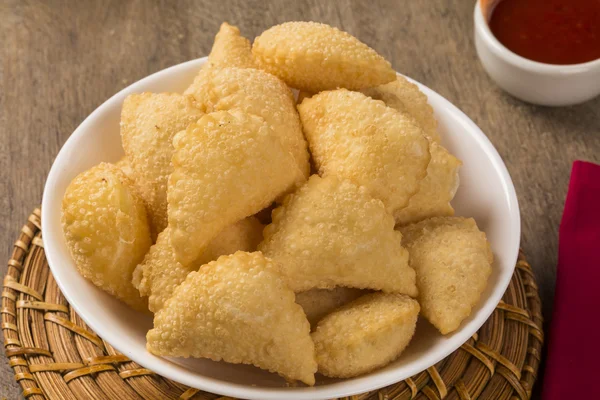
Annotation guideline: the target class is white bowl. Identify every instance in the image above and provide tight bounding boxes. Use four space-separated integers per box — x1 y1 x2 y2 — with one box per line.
42 57 520 400
474 0 600 106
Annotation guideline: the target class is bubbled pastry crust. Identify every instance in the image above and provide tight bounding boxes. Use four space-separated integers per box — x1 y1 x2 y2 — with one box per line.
185 66 309 181
133 217 263 313
205 22 256 70
259 175 418 296
361 76 440 143
395 142 462 225
120 92 204 235
146 251 317 385
312 293 420 378
400 217 493 334
295 287 366 328
61 163 151 312
252 21 396 92
167 110 299 266
298 89 430 214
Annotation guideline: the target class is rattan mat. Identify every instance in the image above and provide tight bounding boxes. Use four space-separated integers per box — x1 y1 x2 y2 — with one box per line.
2 209 543 399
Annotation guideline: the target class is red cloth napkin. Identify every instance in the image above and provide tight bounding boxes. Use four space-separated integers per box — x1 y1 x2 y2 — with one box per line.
542 160 600 399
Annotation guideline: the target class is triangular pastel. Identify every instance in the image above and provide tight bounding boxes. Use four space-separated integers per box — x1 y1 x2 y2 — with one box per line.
168 110 299 265
400 217 493 334
146 251 317 385
298 89 430 214
259 175 418 296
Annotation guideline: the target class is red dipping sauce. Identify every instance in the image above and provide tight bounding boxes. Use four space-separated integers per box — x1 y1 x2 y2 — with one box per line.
489 0 600 65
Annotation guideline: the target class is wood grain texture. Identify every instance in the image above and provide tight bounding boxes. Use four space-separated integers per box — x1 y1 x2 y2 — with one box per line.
1 0 598 398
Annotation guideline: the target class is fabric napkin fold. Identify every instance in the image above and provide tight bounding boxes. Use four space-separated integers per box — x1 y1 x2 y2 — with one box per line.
542 160 600 399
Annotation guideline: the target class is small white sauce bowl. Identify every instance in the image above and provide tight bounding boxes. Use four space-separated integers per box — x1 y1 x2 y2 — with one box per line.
474 0 600 106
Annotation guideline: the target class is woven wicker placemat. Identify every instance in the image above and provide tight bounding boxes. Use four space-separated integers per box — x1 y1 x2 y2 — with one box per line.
2 209 543 400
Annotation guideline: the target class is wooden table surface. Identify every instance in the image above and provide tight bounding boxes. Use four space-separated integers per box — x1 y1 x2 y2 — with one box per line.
1 0 599 398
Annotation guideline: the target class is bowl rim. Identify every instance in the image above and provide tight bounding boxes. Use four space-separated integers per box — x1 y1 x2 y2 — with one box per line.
474 1 600 75
42 56 520 400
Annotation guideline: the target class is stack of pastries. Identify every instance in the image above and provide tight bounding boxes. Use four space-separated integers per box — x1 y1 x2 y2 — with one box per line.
61 21 493 385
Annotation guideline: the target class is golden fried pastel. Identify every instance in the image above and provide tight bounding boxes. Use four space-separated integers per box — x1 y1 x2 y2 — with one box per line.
400 217 493 334
61 163 151 312
312 293 420 378
298 89 430 213
146 251 317 385
168 110 298 265
259 175 418 295
253 22 396 92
